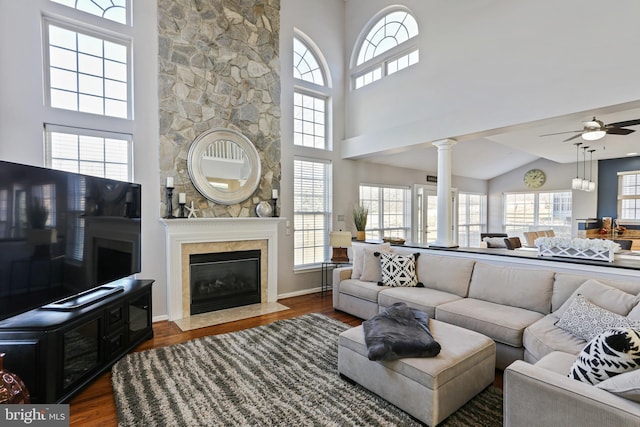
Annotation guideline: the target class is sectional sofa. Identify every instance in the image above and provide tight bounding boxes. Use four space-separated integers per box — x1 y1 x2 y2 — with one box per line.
332 242 640 425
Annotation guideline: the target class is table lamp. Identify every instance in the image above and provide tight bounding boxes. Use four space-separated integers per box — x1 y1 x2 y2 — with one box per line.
330 231 352 263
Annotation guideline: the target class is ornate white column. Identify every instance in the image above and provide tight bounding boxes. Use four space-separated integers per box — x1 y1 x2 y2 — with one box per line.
431 139 458 247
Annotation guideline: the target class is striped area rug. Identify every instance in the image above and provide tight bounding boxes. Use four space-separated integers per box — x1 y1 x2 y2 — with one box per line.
112 314 502 426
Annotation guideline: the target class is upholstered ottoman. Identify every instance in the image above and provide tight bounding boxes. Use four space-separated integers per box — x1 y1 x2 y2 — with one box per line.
338 319 496 426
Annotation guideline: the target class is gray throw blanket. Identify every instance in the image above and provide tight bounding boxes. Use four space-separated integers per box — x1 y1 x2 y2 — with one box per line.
362 302 441 361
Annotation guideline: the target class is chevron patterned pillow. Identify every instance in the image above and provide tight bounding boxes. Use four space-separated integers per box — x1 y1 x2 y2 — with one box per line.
377 252 421 287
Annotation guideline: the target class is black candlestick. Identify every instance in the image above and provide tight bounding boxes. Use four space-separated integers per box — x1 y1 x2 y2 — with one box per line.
179 202 186 218
272 198 278 217
165 187 175 218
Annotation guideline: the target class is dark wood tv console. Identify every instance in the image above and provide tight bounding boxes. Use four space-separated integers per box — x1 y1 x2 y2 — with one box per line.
0 278 153 403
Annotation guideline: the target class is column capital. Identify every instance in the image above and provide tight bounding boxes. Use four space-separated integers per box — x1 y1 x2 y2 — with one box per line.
432 138 457 148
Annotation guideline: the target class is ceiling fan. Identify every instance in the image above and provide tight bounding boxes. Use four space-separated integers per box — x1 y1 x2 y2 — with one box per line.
540 116 640 142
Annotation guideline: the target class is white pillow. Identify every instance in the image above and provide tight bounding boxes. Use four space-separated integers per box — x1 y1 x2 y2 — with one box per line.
360 248 384 282
350 242 390 279
596 368 640 402
555 294 639 342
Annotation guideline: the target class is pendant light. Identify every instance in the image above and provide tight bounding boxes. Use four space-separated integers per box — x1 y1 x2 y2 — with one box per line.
588 149 596 192
581 146 590 191
571 142 583 190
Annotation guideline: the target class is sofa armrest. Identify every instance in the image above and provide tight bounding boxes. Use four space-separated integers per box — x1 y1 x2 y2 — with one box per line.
332 267 353 307
504 360 640 427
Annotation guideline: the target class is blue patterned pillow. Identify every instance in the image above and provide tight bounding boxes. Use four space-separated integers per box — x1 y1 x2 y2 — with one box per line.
376 252 421 287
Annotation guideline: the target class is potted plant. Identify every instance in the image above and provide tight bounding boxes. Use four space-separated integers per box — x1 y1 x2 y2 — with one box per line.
353 205 368 241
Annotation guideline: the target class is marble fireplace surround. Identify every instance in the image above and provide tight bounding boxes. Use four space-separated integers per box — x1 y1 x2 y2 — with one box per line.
161 218 283 321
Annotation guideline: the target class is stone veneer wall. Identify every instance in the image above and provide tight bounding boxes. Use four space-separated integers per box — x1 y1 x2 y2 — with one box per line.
158 0 281 218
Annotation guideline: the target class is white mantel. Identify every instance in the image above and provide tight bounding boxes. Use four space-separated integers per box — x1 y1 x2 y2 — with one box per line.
160 217 284 321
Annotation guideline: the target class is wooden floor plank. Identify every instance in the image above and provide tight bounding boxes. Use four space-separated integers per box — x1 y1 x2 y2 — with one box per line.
68 292 502 426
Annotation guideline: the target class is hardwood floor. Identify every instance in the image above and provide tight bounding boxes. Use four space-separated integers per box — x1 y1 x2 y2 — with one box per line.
68 292 502 426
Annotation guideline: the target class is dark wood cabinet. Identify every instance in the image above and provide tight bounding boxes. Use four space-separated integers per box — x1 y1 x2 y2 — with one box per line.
0 278 153 403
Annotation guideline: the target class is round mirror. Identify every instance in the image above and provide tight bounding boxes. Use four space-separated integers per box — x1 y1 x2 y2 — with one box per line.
187 129 261 205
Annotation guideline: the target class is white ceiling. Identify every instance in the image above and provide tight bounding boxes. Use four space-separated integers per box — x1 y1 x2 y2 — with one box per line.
360 101 640 180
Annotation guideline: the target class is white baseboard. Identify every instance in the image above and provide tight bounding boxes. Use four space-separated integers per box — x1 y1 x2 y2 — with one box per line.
277 286 323 299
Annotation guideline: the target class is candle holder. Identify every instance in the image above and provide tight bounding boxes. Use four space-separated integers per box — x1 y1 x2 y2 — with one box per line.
165 187 175 219
179 202 186 218
272 198 278 217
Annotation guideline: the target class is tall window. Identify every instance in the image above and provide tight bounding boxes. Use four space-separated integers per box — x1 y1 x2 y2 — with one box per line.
359 185 410 240
43 1 133 181
504 191 572 238
458 193 487 247
293 36 328 150
293 33 331 268
618 171 640 222
352 9 419 89
294 158 332 267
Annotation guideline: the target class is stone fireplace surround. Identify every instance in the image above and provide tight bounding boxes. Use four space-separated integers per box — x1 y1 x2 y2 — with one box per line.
161 218 283 321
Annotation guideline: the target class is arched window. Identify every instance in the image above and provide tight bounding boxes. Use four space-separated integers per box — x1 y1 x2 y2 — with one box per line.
294 37 325 86
292 33 332 268
352 8 419 89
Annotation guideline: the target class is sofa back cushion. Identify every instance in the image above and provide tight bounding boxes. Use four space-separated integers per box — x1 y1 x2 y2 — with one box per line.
552 273 640 312
416 254 475 297
553 279 639 318
468 263 554 314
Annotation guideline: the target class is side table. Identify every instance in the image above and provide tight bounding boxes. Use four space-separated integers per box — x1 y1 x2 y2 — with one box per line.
321 261 351 296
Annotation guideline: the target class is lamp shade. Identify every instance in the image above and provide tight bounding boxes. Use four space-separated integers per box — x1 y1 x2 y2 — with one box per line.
329 231 352 248
582 130 606 141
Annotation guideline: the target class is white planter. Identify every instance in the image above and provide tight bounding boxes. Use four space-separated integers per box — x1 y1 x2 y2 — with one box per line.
538 245 614 262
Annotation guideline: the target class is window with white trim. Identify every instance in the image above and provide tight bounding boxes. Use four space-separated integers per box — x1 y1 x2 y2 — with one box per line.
45 125 132 180
293 35 329 150
293 158 332 267
44 19 130 118
42 1 133 181
618 171 640 222
50 0 129 24
352 9 419 89
359 184 410 240
504 191 572 238
458 193 487 247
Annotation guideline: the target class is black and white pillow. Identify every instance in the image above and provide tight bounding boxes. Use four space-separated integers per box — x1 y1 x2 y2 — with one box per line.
555 294 640 342
376 252 421 287
569 327 640 385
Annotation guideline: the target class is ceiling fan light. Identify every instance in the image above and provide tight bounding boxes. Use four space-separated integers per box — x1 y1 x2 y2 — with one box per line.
582 130 606 141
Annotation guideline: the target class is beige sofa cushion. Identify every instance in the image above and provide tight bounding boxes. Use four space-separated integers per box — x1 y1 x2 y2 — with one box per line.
436 298 544 347
378 286 462 318
339 279 388 303
523 314 587 362
416 254 475 297
552 274 640 311
468 263 554 314
554 279 639 318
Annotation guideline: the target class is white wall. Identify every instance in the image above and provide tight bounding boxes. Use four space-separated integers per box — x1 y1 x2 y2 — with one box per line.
488 159 598 237
0 1 167 320
343 0 640 157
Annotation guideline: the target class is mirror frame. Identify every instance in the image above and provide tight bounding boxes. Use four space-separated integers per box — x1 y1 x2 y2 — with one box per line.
187 128 262 205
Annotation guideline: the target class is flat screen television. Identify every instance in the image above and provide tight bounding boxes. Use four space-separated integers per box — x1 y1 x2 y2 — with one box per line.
0 160 141 321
